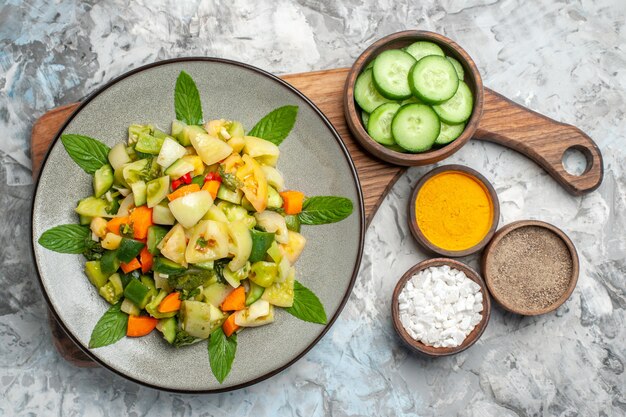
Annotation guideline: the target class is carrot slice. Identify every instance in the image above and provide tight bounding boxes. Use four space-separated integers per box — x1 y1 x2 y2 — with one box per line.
220 286 246 311
167 184 200 201
127 315 158 337
129 206 153 240
139 246 153 274
106 216 129 235
158 292 182 313
280 191 305 215
202 180 221 200
120 257 141 274
222 313 240 337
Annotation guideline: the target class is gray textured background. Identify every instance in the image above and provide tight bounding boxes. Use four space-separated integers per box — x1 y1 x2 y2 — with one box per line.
1 0 625 416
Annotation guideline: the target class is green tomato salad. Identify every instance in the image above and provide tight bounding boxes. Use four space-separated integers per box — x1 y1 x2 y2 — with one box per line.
39 70 354 383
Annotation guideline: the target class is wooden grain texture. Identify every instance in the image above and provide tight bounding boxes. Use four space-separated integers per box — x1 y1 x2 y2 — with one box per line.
344 30 484 167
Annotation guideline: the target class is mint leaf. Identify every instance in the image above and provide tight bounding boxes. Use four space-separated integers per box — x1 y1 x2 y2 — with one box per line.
61 134 110 174
38 224 91 254
175 71 203 125
248 105 298 146
285 281 327 324
297 196 353 225
208 327 237 383
89 301 128 348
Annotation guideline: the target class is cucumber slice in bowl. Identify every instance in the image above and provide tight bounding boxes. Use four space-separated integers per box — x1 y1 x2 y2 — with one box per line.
408 55 459 104
405 41 445 62
367 102 401 146
353 69 393 113
391 104 440 153
372 50 416 100
432 81 474 124
447 56 465 80
435 121 466 146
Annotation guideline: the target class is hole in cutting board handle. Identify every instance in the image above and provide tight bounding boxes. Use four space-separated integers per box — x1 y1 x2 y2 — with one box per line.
562 146 592 177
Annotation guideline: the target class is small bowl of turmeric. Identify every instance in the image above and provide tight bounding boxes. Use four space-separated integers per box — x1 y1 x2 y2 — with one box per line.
408 165 500 257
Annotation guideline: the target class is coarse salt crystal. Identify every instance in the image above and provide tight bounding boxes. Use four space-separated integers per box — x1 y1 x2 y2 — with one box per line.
397 266 484 348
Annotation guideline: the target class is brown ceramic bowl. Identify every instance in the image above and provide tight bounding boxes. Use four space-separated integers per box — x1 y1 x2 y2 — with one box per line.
344 30 484 166
391 258 491 357
481 220 579 315
408 165 500 257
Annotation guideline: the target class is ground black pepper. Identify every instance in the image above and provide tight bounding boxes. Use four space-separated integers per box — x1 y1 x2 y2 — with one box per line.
487 226 573 312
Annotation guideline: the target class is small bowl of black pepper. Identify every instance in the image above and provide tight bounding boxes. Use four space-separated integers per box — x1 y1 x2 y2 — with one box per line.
481 220 579 315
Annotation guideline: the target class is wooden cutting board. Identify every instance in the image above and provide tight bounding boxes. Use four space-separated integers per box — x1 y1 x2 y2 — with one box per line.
32 67 602 367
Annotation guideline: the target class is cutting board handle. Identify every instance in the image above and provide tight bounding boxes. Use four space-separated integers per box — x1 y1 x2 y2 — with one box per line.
475 88 603 195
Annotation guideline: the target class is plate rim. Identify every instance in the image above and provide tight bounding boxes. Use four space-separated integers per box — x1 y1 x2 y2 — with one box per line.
30 57 365 393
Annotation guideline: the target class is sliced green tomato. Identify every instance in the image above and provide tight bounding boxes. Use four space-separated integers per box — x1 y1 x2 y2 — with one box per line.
432 81 474 124
156 316 177 344
117 238 145 263
260 165 284 191
100 249 121 275
203 282 234 308
130 180 147 207
255 211 288 244
147 225 169 255
217 201 256 229
222 263 250 288
146 176 170 208
145 289 177 319
85 261 110 288
367 102 401 146
435 121 466 146
128 124 152 144
135 133 165 155
227 221 252 271
164 158 194 180
234 300 274 327
157 224 187 266
279 231 307 264
170 120 187 143
76 196 110 218
79 214 92 225
168 190 213 229
249 229 275 263
243 136 280 167
108 143 131 170
240 196 254 212
261 267 295 307
113 165 129 188
122 158 150 185
93 164 114 198
249 261 278 288
191 133 233 166
267 186 283 209
184 220 230 264
353 69 393 113
157 137 187 168
180 300 225 339
245 280 265 306
404 41 445 62
216 185 242 205
202 204 228 223
152 202 175 225
99 273 124 304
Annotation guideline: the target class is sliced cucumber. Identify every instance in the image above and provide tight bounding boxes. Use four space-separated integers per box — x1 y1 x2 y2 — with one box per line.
267 186 283 209
135 133 165 155
171 120 187 142
353 69 393 113
408 55 459 104
391 104 440 153
93 164 114 198
435 122 466 146
405 41 444 62
122 158 150 185
76 196 110 218
217 185 243 205
432 81 474 124
401 96 422 106
367 102 401 146
372 49 416 100
164 158 194 180
447 56 465 80
365 59 375 70
157 137 187 168
385 144 407 153
181 125 206 146
361 111 369 127
152 202 175 225
146 176 170 208
130 180 147 207
108 143 131 170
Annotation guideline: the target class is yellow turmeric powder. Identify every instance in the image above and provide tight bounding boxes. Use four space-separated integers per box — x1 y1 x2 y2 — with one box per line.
415 171 493 251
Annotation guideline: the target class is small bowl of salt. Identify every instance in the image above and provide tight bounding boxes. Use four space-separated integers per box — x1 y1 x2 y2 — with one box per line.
391 258 491 357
